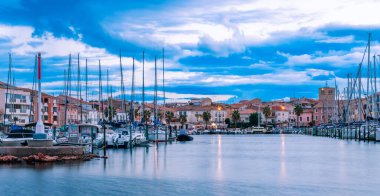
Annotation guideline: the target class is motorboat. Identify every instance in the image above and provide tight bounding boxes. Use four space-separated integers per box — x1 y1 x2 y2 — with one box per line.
0 125 34 146
251 126 267 134
112 128 130 147
148 128 168 142
132 131 146 145
176 129 193 141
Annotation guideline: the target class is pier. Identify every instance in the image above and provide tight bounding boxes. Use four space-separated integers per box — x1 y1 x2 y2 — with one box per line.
0 146 84 157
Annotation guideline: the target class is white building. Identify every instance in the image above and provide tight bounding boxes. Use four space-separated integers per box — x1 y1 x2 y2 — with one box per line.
0 87 32 126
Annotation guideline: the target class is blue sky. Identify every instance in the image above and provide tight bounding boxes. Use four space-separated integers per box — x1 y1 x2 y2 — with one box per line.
0 0 380 103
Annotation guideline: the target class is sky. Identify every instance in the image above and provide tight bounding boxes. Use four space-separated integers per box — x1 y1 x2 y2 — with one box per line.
0 0 380 103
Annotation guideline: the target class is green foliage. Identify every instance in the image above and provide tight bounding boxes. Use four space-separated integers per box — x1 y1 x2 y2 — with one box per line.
294 104 303 127
203 111 211 129
104 106 116 122
249 113 259 126
179 114 187 126
263 106 271 125
225 118 231 127
165 111 174 124
231 110 240 128
143 110 151 123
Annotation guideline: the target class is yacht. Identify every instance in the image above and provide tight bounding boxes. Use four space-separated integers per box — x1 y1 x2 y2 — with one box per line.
148 128 167 142
112 128 130 147
0 126 34 146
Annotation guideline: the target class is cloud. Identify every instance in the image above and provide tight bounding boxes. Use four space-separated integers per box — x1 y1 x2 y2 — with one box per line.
1 0 380 102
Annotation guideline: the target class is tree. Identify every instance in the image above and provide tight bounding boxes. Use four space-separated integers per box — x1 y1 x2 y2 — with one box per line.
143 110 151 123
13 116 18 125
249 113 259 127
134 108 140 121
157 111 163 122
202 111 211 129
232 110 240 128
294 105 303 127
104 106 116 122
165 111 174 125
225 118 231 128
179 114 187 129
263 106 271 126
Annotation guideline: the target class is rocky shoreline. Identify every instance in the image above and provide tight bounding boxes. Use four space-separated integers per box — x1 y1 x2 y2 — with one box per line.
0 153 100 164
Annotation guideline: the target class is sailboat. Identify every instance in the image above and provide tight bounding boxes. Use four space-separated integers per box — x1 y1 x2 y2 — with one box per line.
148 55 167 142
0 53 34 146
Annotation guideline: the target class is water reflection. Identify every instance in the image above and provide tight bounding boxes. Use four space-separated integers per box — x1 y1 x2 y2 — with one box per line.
279 134 287 181
154 144 158 178
217 135 223 181
2 135 380 195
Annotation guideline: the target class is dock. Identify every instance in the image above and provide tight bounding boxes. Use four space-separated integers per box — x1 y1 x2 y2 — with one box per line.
0 146 84 157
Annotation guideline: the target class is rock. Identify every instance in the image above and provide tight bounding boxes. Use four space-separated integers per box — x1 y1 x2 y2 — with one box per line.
0 155 20 163
22 153 59 163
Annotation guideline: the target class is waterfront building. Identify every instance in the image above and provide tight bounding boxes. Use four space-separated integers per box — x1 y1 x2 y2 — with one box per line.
239 109 256 123
315 86 335 125
0 83 32 126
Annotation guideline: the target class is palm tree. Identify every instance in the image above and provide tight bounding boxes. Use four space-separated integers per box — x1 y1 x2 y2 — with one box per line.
165 111 174 125
202 111 211 130
263 106 271 126
104 106 116 122
165 111 174 137
179 114 187 129
157 111 163 123
13 116 18 125
134 107 140 121
232 110 240 128
143 110 151 123
294 105 303 128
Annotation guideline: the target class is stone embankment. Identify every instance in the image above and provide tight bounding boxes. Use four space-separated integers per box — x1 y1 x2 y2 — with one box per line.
0 153 99 164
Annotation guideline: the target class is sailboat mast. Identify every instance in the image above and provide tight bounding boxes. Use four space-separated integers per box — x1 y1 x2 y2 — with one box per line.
99 60 103 123
375 55 378 119
4 53 12 125
65 54 71 126
78 53 82 123
64 69 67 126
86 58 88 103
162 48 165 125
154 56 158 142
107 69 110 122
142 51 147 138
130 58 135 125
366 33 371 123
119 49 126 122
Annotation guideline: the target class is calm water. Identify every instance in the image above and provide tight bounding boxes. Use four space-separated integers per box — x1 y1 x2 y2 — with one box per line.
1 135 380 196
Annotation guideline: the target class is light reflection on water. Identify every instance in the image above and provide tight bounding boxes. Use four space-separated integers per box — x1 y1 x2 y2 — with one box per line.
1 135 380 195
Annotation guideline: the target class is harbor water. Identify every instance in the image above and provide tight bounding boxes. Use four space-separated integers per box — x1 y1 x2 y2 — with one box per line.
1 135 380 195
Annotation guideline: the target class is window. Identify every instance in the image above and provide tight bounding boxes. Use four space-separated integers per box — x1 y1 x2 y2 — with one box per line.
315 116 318 121
300 117 302 122
307 117 309 122
44 115 48 121
53 107 58 112
315 109 318 112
